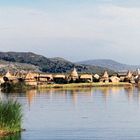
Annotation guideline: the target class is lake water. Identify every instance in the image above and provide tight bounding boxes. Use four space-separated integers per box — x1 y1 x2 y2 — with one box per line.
1 87 140 140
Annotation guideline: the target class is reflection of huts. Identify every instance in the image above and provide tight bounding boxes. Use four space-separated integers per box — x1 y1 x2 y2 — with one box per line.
110 76 120 83
25 72 38 86
100 71 109 83
38 74 53 83
80 74 93 83
26 90 36 108
14 71 27 82
68 68 79 82
53 74 67 84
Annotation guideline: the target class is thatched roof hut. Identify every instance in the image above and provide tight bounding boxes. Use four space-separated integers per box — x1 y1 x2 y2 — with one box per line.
100 71 109 83
137 69 140 76
80 74 93 82
110 76 120 83
93 74 100 80
39 74 53 78
53 74 66 79
102 71 109 78
0 76 4 84
38 74 53 82
123 71 134 83
68 68 79 81
126 71 132 79
14 71 27 80
5 71 12 78
25 72 38 80
4 70 17 81
53 74 67 84
117 71 128 82
25 72 38 86
117 71 127 77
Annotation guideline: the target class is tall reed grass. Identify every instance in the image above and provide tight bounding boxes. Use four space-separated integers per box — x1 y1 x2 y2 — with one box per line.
0 99 23 135
0 132 21 140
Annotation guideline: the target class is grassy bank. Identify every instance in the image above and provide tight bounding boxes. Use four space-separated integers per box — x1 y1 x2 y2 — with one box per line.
0 100 23 137
38 82 132 89
1 82 133 92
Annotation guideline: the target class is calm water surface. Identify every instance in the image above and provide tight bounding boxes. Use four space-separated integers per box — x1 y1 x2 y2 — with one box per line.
1 87 140 140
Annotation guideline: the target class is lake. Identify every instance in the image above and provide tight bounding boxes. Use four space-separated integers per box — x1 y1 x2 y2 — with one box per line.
1 86 140 140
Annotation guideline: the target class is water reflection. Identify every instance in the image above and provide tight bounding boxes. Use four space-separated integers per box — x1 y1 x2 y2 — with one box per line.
26 90 37 109
124 87 140 104
21 87 140 105
2 87 140 106
1 87 140 140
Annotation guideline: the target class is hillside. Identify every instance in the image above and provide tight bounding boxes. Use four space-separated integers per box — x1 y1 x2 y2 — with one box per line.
0 60 40 73
77 59 140 71
0 52 114 74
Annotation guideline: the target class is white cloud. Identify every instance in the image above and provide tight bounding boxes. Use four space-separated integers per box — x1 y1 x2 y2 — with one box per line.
0 4 140 64
1 4 140 40
0 7 49 39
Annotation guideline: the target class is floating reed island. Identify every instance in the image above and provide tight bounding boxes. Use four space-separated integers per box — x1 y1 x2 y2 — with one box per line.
37 82 132 89
0 99 23 137
0 68 140 90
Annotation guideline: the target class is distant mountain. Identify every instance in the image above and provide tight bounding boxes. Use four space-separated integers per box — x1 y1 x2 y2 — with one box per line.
50 57 72 62
77 59 140 71
0 52 114 74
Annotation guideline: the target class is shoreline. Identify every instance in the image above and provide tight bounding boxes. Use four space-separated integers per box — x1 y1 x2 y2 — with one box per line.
0 129 25 137
1 82 133 92
37 82 132 89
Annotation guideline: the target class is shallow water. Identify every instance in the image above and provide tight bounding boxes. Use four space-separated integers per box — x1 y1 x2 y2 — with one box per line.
1 87 140 140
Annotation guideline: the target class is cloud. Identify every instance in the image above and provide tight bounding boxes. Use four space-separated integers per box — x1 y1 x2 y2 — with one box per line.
1 4 140 40
0 6 48 39
0 3 140 64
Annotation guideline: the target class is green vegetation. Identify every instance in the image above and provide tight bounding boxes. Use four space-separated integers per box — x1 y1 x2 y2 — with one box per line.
0 99 23 136
0 133 21 140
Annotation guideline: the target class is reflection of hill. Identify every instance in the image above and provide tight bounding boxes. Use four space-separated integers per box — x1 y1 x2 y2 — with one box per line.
0 51 114 73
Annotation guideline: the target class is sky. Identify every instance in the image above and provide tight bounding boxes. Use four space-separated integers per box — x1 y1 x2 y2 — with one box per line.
0 0 140 64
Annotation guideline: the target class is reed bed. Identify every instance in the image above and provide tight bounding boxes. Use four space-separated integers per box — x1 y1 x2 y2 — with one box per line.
38 82 132 89
0 99 23 136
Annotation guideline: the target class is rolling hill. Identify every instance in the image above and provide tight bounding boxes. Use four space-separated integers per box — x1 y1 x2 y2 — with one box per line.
0 60 40 73
77 59 140 71
0 52 114 74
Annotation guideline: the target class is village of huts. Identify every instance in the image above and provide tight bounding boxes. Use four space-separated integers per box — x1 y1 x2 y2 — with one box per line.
0 68 140 87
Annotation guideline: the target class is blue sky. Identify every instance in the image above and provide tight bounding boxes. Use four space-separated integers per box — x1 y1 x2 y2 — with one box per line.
0 0 140 64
